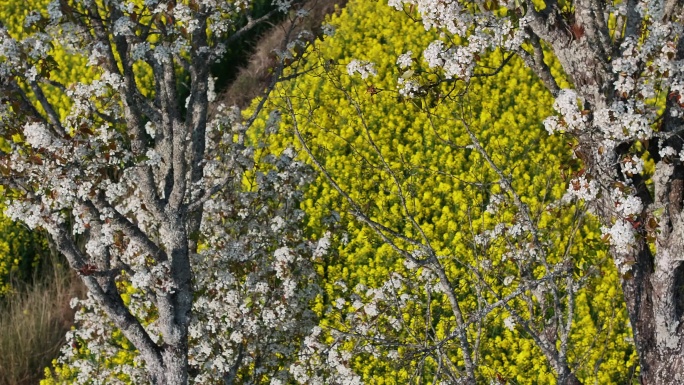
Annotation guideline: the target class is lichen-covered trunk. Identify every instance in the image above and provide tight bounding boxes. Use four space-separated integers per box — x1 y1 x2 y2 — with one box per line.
518 0 684 382
640 354 684 385
144 346 189 385
162 347 190 385
621 241 684 385
618 161 684 384
154 220 194 385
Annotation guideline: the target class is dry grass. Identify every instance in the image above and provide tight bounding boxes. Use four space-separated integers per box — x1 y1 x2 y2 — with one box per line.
215 0 347 110
0 260 84 385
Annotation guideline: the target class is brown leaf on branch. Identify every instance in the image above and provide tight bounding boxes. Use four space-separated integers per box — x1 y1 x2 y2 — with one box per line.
570 23 585 40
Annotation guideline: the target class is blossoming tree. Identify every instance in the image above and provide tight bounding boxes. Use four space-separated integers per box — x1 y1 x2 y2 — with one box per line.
0 0 328 383
376 0 684 383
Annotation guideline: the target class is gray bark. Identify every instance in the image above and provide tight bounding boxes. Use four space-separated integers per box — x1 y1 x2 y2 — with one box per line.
520 0 684 382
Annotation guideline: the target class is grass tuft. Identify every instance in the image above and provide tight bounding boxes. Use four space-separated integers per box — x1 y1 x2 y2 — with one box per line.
0 259 84 385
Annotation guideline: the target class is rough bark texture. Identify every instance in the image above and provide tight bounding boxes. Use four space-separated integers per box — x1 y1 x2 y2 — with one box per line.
520 1 684 382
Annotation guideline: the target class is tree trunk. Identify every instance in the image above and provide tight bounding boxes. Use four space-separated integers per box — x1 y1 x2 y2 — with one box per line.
160 346 190 385
145 347 188 385
142 308 190 385
523 8 684 382
618 162 684 384
561 374 583 385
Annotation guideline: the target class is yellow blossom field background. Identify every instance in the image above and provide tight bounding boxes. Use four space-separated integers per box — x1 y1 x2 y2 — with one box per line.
0 0 638 383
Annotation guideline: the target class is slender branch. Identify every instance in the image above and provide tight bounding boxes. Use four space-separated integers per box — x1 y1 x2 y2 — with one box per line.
226 9 280 46
517 29 561 97
50 224 164 373
86 196 168 263
28 80 64 132
288 99 427 258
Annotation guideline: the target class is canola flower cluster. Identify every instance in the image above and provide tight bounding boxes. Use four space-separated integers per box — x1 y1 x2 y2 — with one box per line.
0 204 45 296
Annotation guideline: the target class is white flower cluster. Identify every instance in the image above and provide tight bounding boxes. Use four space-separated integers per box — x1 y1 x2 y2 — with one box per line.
503 316 516 331
396 50 413 68
485 193 505 214
602 220 637 256
321 23 336 37
388 0 474 35
600 189 642 259
289 272 421 384
565 176 599 202
314 231 332 258
660 145 677 158
46 0 62 22
346 59 377 79
611 189 643 218
389 0 522 83
173 4 201 34
398 78 420 98
543 89 586 134
22 122 54 149
593 103 653 143
621 156 644 177
60 295 150 383
423 40 479 80
273 0 293 12
24 11 42 27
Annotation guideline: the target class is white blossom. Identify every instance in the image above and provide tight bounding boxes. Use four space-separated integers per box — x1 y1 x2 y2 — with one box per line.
273 0 293 12
503 317 516 331
602 220 637 255
621 156 644 176
24 11 42 27
566 176 599 202
398 78 420 98
660 146 677 158
396 51 413 68
23 122 53 149
46 0 62 21
346 59 377 79
322 23 336 36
